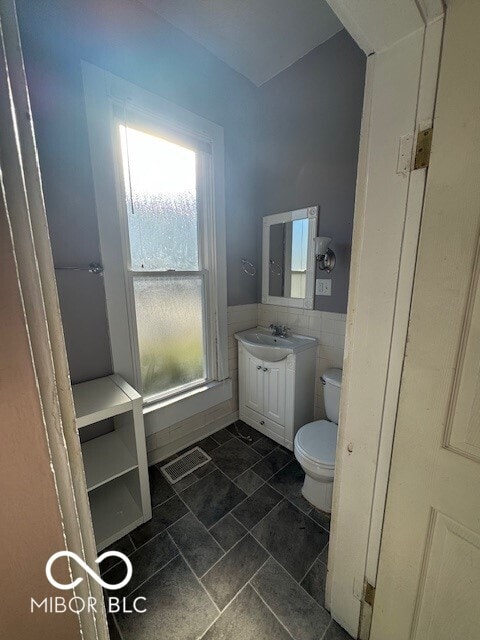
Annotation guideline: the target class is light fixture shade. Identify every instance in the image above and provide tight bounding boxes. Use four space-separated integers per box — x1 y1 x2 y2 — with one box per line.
315 236 332 256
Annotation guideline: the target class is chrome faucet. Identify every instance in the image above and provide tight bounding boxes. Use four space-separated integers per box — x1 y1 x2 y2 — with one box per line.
269 323 291 338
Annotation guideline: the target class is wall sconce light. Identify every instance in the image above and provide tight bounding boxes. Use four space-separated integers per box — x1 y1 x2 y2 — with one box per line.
315 236 336 273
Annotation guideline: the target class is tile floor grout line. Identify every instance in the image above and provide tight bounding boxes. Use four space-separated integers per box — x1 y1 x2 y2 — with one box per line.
263 471 332 532
127 532 135 551
235 502 332 608
236 468 266 486
172 464 219 496
206 508 246 536
231 496 286 536
116 550 179 601
248 580 296 640
167 532 222 615
111 613 125 640
165 509 191 530
195 582 250 640
163 430 329 535
195 558 274 640
297 539 330 586
172 485 196 514
161 427 289 497
210 446 263 478
209 429 233 446
198 531 250 579
170 442 282 521
146 489 187 522
156 430 328 524
246 449 292 479
247 555 271 584
319 618 334 640
168 505 225 558
176 424 333 535
229 456 331 534
210 465 251 507
265 483 314 517
122 490 225 610
230 507 316 586
266 551 332 614
215 465 287 526
103 528 173 578
209 429 288 480
239 526 275 565
301 504 331 534
169 488 229 561
164 489 229 594
151 435 329 568
261 455 298 483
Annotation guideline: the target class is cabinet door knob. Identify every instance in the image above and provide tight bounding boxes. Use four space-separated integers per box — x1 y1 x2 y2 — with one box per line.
260 420 265 425
257 365 262 370
263 367 268 372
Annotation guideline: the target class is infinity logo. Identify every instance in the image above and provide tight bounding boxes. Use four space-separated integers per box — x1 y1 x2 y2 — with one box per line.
46 551 133 591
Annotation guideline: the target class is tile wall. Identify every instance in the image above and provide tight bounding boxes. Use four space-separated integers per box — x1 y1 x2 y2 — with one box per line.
257 304 346 419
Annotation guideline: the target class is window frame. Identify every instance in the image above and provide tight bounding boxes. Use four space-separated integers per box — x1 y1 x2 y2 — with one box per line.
82 62 229 418
114 115 216 403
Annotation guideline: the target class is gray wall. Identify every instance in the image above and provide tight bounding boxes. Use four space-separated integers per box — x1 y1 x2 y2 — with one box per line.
256 30 365 313
16 0 259 383
17 2 364 384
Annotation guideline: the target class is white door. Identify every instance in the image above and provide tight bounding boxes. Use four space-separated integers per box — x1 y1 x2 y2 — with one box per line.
263 360 286 425
244 353 264 414
371 1 480 638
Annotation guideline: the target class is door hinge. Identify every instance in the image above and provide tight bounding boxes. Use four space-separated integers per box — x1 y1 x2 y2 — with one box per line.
359 581 376 640
414 127 433 169
364 582 376 607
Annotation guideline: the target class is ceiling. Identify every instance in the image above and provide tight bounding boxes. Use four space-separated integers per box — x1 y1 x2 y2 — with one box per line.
139 0 344 86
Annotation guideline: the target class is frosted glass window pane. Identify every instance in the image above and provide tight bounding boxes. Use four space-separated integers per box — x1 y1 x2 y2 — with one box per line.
120 125 198 271
133 275 206 399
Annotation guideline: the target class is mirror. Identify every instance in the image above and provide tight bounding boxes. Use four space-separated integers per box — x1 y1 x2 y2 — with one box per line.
269 220 309 298
262 206 318 309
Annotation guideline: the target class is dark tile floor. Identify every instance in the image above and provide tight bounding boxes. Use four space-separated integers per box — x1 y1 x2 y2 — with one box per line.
106 422 353 640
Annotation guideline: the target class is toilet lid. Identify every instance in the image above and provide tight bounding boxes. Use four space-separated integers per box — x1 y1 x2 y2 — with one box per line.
295 420 337 467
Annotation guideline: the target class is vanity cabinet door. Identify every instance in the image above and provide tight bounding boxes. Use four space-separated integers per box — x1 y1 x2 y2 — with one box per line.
263 360 286 426
244 353 264 414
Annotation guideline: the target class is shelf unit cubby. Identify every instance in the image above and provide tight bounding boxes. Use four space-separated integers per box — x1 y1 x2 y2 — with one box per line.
72 374 152 551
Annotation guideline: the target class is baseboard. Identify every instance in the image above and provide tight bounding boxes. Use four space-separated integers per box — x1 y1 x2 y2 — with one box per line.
147 410 239 466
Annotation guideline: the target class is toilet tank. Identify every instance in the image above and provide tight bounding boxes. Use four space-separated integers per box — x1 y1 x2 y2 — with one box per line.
322 368 343 424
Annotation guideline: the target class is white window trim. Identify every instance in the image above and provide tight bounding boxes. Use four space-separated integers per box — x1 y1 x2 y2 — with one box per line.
82 62 229 426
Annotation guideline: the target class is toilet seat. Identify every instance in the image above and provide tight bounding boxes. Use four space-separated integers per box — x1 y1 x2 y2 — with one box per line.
295 420 337 469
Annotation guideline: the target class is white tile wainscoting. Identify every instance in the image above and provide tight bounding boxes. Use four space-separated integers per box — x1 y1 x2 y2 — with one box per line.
257 304 346 420
146 303 345 463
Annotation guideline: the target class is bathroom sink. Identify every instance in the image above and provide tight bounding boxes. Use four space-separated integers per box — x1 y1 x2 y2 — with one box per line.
234 327 317 362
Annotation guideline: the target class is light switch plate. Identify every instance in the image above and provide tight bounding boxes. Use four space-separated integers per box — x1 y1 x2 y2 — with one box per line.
316 279 331 296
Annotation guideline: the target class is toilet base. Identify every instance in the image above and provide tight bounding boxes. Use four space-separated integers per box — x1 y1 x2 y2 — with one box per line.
302 474 333 513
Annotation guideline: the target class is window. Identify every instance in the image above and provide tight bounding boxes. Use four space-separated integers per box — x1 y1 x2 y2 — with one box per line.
118 125 209 401
82 64 229 415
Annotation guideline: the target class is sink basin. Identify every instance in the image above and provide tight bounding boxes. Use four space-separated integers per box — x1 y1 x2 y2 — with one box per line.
234 327 317 362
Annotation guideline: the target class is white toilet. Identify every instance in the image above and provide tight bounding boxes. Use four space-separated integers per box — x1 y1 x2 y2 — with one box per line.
294 368 342 513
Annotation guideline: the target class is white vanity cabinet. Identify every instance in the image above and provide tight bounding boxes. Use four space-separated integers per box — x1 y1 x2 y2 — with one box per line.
238 338 317 450
243 352 287 424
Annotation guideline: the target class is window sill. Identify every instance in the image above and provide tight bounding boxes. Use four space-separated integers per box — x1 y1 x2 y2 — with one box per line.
143 378 232 437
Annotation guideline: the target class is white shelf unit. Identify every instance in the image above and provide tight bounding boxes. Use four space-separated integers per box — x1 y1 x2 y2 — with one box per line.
72 374 152 551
